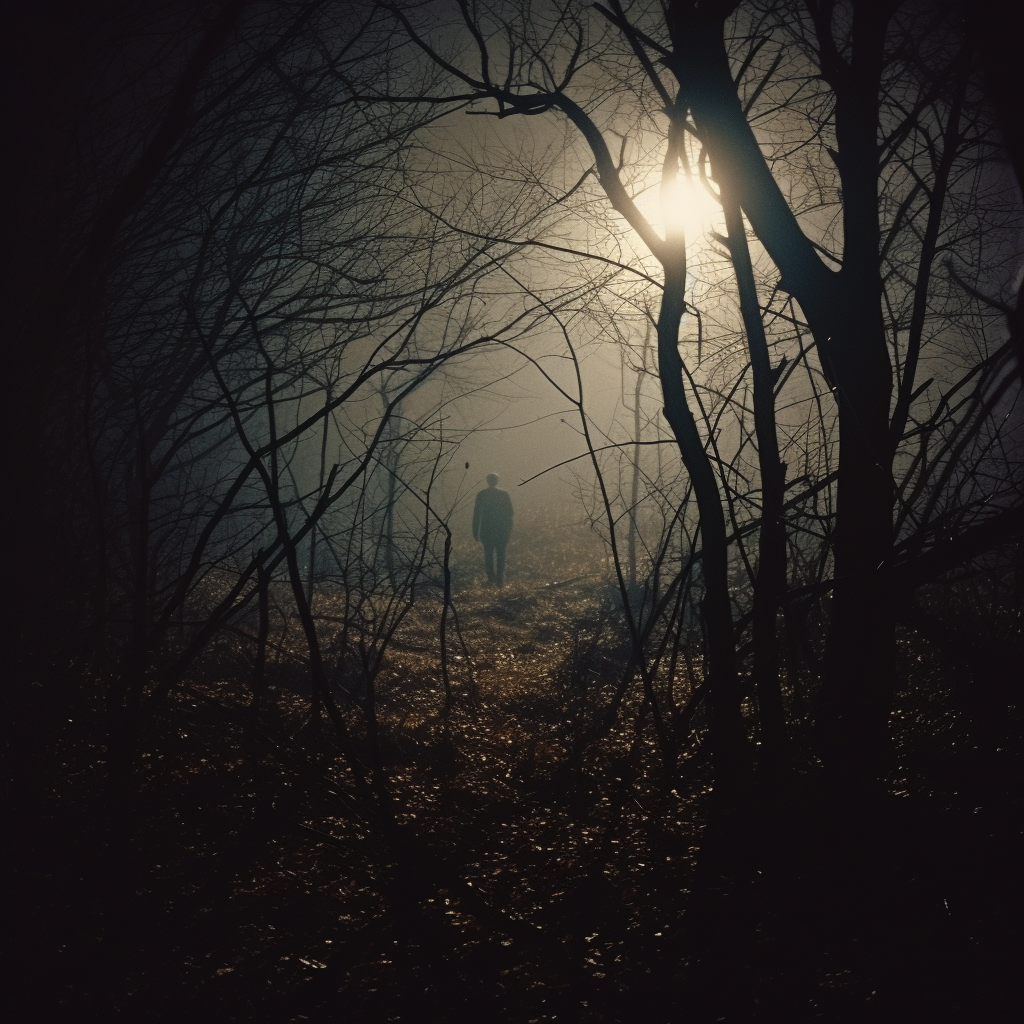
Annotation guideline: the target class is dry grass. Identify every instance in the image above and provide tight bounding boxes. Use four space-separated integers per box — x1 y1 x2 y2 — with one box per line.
16 516 1022 1023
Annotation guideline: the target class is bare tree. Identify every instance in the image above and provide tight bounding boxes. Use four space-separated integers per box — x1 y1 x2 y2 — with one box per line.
370 0 1022 797
28 3 582 838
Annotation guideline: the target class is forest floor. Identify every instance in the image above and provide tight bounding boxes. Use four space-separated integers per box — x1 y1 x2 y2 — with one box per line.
8 512 1022 1023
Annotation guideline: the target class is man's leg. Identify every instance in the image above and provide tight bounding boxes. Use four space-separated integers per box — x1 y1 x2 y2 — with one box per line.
495 542 506 587
483 540 496 583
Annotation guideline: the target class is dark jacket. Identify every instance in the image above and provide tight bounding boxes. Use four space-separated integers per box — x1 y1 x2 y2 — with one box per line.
473 486 513 544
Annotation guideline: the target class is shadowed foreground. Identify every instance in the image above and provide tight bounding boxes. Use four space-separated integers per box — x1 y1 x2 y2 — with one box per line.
9 515 1021 1023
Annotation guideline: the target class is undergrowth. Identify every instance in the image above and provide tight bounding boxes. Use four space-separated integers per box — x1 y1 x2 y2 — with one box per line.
9 516 1021 1023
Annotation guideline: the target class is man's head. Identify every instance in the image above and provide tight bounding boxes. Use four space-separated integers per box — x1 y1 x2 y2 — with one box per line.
486 473 499 487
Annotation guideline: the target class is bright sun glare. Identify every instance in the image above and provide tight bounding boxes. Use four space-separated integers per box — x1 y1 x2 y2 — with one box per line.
660 173 721 243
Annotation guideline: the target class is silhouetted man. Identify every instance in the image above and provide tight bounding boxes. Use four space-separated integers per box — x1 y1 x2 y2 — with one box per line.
472 473 513 586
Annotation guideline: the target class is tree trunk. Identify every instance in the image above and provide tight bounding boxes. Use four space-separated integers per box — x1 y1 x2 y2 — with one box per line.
628 355 643 590
816 312 895 775
658 259 751 805
814 14 895 776
720 187 788 772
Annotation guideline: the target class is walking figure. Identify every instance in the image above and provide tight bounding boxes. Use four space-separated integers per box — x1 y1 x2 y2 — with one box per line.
472 473 513 586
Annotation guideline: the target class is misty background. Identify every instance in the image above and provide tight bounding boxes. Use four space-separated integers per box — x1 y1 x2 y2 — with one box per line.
5 3 1023 1022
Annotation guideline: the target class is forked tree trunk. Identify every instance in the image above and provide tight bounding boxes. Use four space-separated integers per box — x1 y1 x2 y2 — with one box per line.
673 1 896 779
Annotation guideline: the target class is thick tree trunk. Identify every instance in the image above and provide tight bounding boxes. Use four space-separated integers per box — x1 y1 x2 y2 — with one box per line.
814 14 896 775
816 307 895 774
